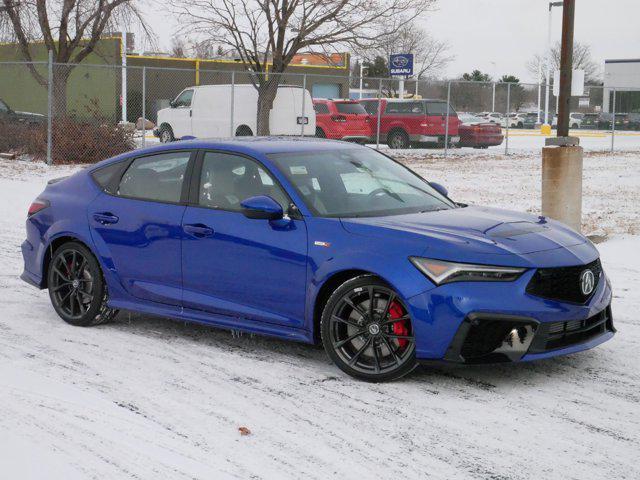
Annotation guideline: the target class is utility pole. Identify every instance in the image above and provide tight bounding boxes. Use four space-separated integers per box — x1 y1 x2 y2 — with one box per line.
541 0 583 232
543 2 563 130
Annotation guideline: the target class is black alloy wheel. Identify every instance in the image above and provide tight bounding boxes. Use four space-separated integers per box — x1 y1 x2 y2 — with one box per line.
48 242 117 327
321 276 417 382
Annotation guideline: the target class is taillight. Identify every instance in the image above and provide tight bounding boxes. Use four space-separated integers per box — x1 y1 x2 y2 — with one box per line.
331 115 347 123
27 199 49 217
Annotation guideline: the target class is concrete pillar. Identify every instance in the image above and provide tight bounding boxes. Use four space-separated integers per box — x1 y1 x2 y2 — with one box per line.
541 145 583 232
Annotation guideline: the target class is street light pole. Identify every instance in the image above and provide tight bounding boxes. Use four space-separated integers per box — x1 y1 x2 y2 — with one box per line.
544 2 563 126
541 0 582 233
556 0 575 137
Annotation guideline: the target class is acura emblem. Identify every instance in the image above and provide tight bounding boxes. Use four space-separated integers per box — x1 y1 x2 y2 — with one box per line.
580 269 595 296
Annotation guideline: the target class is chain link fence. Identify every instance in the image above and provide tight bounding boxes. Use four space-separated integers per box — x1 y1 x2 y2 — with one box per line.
1 58 640 164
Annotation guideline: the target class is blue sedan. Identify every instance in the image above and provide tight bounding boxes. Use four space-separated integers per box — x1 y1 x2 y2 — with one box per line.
21 138 614 381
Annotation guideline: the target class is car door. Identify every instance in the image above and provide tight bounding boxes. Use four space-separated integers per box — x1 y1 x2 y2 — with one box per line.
181 150 308 328
169 89 194 139
88 150 194 306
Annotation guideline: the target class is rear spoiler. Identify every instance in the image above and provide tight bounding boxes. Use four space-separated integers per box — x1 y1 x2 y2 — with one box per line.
47 176 69 185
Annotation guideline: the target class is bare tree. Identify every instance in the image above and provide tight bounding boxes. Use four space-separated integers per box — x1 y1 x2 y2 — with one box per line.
171 36 188 58
170 0 434 135
527 41 601 84
0 0 148 116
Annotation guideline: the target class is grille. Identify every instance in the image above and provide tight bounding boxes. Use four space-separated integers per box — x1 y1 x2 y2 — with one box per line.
526 259 602 304
534 307 612 352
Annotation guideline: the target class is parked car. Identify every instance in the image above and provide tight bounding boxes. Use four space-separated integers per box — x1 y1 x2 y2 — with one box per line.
457 113 504 148
580 113 599 129
0 98 46 125
478 112 504 124
614 113 640 131
154 84 315 142
553 113 583 129
597 113 613 130
312 99 371 142
357 98 460 149
21 139 614 381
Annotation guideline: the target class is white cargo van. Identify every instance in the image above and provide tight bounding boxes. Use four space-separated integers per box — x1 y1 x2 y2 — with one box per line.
154 84 315 142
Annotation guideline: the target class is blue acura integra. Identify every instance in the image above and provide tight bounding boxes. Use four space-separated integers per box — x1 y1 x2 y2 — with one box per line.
21 138 614 381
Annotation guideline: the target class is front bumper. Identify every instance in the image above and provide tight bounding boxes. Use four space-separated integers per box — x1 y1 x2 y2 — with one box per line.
407 266 614 364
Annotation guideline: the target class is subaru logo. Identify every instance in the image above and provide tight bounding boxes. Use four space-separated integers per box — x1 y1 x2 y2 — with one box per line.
392 56 409 68
580 269 595 296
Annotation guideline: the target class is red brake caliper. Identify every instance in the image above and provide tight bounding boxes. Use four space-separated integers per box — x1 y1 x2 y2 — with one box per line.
388 301 408 348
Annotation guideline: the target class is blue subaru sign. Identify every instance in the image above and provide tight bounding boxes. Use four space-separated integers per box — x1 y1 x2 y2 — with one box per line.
389 54 414 77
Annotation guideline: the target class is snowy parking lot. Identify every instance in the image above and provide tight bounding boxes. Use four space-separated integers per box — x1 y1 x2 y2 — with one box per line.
1 152 639 479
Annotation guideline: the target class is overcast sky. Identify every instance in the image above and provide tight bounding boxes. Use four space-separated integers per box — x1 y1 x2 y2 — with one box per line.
143 0 640 85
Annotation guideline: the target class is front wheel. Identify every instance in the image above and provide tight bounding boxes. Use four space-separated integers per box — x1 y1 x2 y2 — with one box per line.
321 276 417 382
47 242 118 327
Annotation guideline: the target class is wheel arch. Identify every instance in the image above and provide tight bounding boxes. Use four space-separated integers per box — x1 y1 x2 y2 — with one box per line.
41 234 97 289
311 269 400 344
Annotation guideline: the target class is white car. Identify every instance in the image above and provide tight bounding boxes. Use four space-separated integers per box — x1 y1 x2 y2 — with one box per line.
478 112 504 124
155 84 315 141
551 113 583 129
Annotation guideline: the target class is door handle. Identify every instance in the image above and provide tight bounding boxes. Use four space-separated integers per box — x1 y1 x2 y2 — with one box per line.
184 223 214 238
93 212 119 225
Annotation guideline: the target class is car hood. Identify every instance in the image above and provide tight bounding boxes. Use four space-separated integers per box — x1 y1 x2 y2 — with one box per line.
340 205 588 258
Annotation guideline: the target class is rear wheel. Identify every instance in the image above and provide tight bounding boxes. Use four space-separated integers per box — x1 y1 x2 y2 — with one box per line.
47 242 118 327
387 129 410 149
321 276 417 382
235 125 253 136
159 124 174 143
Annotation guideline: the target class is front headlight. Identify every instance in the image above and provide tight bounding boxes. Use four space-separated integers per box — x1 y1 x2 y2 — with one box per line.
409 257 526 285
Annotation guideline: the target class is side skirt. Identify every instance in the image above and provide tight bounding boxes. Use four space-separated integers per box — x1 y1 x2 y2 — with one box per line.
108 299 313 344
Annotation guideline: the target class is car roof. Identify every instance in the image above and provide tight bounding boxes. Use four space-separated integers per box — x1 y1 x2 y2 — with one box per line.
91 137 362 170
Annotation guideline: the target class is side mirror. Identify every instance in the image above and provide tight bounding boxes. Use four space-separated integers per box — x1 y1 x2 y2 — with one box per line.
169 100 176 108
241 195 283 220
429 182 448 197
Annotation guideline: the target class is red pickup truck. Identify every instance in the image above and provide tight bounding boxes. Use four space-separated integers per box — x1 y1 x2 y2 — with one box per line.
357 98 460 149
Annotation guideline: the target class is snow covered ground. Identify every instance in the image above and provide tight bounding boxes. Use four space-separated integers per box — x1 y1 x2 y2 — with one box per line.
1 153 639 480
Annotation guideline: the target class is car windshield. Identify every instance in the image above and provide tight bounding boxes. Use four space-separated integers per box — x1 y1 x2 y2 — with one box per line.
335 102 367 114
268 148 456 218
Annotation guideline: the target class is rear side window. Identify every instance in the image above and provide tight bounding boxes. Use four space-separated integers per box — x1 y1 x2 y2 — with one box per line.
314 103 330 114
92 161 127 194
335 102 367 114
385 102 424 114
426 102 457 117
118 151 191 203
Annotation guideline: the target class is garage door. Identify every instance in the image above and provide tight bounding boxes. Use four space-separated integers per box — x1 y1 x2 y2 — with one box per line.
312 83 341 99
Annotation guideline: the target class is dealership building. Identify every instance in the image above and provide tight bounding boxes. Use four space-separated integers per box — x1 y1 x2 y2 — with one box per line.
603 58 640 113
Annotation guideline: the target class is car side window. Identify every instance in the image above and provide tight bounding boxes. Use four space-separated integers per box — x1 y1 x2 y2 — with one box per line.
386 102 423 114
361 101 378 115
314 103 330 114
174 89 194 108
117 151 191 203
0 100 8 113
198 152 290 212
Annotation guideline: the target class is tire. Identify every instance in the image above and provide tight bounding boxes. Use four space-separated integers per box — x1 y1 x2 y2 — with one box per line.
235 125 253 136
517 122 524 129
47 242 118 327
320 275 417 382
159 124 174 143
571 123 579 129
315 127 326 138
387 129 409 149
